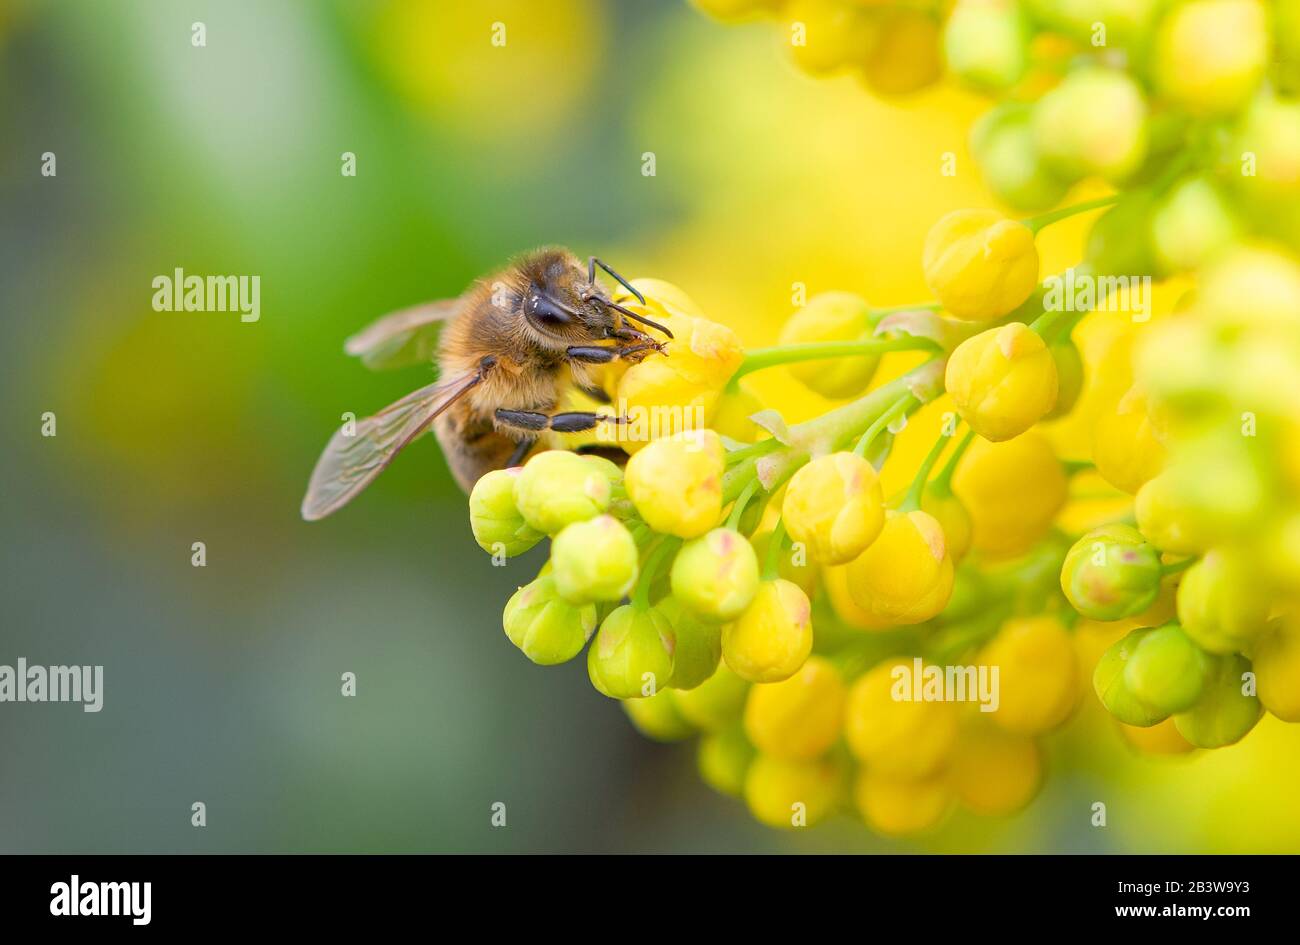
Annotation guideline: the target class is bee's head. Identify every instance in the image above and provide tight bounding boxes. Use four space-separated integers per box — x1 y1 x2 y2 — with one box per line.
516 249 672 349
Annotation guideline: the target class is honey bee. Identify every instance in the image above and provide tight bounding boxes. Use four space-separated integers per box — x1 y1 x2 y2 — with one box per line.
301 247 672 520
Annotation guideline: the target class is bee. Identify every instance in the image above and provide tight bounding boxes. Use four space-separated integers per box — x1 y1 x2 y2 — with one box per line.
301 247 672 520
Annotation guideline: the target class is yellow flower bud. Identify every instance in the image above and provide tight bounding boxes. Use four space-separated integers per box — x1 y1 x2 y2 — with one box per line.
615 315 744 454
722 579 814 683
782 0 877 76
922 209 1040 320
1117 717 1196 756
978 616 1080 735
743 655 846 761
948 718 1043 815
845 659 959 779
846 510 954 625
777 292 879 399
673 663 750 731
1176 548 1271 654
861 9 943 96
671 527 761 621
952 432 1066 556
946 322 1059 441
513 450 611 534
1198 245 1300 341
853 770 952 837
1154 0 1269 116
821 562 895 631
782 452 885 565
743 753 847 829
625 429 725 539
1253 620 1300 722
622 689 694 742
697 725 756 797
1092 387 1166 495
710 381 765 442
920 483 973 562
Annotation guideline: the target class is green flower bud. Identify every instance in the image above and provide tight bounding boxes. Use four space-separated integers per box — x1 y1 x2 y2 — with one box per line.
655 596 722 690
551 515 639 604
944 0 1030 92
502 575 598 666
1153 0 1268 117
1034 67 1148 183
970 104 1070 212
622 689 694 742
1086 196 1159 278
1173 653 1262 748
1122 623 1208 715
1061 524 1162 621
1043 340 1083 420
672 663 750 731
587 604 676 700
469 468 544 557
1093 628 1169 727
513 450 611 534
670 527 761 621
698 725 757 798
1176 548 1271 654
1151 176 1239 274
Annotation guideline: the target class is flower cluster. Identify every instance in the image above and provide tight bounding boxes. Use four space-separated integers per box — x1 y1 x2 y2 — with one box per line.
464 0 1300 834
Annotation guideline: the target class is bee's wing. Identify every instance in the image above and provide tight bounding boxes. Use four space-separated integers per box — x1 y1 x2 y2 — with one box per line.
301 372 483 521
343 298 462 371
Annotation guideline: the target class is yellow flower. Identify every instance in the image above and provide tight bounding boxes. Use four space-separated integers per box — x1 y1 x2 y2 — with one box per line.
782 452 885 565
697 726 756 797
673 663 750 731
952 432 1066 556
1253 619 1300 722
945 322 1059 441
1092 387 1166 495
624 429 725 539
722 579 814 683
743 656 846 761
1153 0 1269 116
861 8 943 96
845 660 959 779
922 208 1040 320
777 291 879 399
621 690 694 742
710 381 765 442
853 770 952 837
743 753 847 829
947 718 1043 815
978 616 1080 736
782 0 877 76
846 510 954 624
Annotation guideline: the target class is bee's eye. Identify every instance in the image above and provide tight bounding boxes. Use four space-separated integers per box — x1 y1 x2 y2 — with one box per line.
525 291 572 327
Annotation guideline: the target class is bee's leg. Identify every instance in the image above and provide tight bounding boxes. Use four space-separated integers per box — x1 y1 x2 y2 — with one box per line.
495 409 628 434
566 343 661 365
506 436 536 468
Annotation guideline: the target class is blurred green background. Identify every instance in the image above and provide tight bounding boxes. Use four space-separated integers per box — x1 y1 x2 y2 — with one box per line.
2 0 1298 852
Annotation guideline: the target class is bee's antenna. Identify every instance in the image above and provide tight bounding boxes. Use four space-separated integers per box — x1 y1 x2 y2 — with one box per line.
605 299 673 340
588 256 646 305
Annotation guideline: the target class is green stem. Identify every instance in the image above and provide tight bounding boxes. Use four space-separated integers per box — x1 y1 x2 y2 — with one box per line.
1063 459 1095 477
762 518 787 581
726 478 761 531
1160 556 1197 578
853 394 915 458
633 537 679 609
724 437 781 467
932 428 975 494
734 337 938 381
898 429 952 513
1022 193 1121 235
